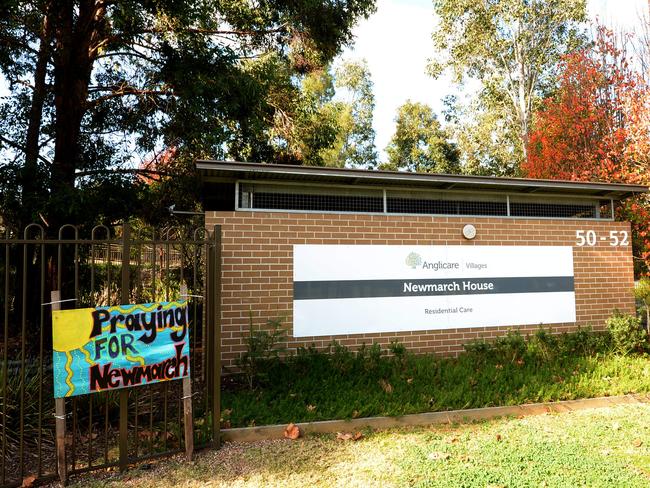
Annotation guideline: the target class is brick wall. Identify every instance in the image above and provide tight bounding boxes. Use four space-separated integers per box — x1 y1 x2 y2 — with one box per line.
205 211 635 368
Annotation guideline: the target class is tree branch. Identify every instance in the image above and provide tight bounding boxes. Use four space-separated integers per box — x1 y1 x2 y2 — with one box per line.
87 87 173 106
0 134 52 165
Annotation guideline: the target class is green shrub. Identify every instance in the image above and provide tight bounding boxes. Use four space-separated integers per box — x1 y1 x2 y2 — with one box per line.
634 278 650 330
527 328 560 362
221 325 650 428
493 330 527 363
606 312 647 355
328 341 356 374
463 339 491 357
235 311 287 389
463 326 611 365
388 339 408 369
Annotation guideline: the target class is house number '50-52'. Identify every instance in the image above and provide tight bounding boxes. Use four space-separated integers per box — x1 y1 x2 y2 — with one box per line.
576 230 629 246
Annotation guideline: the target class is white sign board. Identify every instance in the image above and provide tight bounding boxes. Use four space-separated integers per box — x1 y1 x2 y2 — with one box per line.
292 245 576 337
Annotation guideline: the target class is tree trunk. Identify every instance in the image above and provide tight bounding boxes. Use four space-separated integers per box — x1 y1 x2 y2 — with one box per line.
22 8 51 225
50 0 106 224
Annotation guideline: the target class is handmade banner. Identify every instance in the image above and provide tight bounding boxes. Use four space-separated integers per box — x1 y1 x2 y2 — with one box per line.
52 301 190 398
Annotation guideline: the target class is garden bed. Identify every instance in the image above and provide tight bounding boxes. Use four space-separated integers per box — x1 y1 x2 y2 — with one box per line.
221 326 650 428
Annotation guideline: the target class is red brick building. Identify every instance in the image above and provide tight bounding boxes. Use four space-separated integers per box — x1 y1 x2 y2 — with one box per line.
198 161 647 367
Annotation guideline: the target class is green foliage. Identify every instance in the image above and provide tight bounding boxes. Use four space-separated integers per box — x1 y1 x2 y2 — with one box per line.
388 340 408 370
607 312 647 355
384 101 460 173
0 363 52 457
331 59 378 168
430 0 587 172
634 278 650 328
268 58 378 168
222 327 650 428
464 327 610 366
443 93 523 177
0 0 377 228
235 312 287 389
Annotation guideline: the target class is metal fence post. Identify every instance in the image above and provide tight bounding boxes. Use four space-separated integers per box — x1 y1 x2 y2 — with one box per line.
212 225 222 448
119 223 131 471
52 290 67 485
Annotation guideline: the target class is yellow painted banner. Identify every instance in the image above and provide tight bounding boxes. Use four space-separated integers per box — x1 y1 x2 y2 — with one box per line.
52 301 189 398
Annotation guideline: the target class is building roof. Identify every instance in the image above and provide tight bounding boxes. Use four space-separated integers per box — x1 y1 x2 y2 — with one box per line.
196 160 648 199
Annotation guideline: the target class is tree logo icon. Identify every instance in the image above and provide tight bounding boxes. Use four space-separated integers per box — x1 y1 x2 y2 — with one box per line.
405 252 422 269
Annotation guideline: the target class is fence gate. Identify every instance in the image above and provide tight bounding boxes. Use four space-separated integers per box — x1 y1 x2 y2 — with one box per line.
0 223 222 487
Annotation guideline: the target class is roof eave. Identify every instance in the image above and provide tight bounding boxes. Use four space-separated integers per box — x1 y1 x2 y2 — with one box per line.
196 160 649 199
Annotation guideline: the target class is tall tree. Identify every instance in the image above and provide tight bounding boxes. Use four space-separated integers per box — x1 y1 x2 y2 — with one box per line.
263 58 377 168
331 59 377 168
384 100 460 174
525 26 650 276
430 0 587 165
443 92 523 177
0 0 376 228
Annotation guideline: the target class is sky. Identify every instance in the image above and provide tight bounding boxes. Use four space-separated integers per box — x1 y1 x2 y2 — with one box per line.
339 0 649 160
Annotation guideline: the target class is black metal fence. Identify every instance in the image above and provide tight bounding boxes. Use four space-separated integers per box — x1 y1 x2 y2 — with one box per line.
0 223 221 487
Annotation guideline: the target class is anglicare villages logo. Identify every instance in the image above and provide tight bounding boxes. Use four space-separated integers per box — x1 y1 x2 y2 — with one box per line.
405 252 422 269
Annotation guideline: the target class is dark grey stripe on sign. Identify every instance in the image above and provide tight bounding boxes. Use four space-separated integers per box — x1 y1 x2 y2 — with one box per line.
293 277 574 300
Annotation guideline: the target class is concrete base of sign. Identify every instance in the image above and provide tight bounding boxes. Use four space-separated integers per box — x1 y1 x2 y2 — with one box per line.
221 394 650 443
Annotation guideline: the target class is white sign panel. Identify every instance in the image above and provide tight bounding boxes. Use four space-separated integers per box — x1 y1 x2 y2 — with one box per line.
292 245 576 337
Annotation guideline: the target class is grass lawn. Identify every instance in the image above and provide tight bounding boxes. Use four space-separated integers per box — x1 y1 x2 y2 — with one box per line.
71 403 650 487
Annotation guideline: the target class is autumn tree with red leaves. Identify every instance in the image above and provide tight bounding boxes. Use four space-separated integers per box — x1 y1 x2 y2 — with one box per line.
525 26 650 276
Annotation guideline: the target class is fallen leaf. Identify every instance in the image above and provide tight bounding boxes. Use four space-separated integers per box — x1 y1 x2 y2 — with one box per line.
407 378 414 384
379 379 393 394
337 432 353 441
80 432 99 442
449 437 459 443
495 434 502 442
353 431 363 441
306 404 316 412
21 475 36 487
427 451 451 461
633 439 643 447
284 423 300 440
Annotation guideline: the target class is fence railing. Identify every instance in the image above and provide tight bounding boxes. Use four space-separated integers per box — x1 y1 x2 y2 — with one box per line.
89 247 183 266
0 223 222 487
